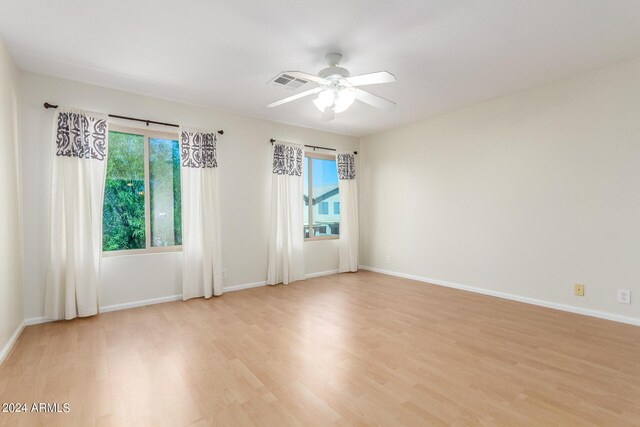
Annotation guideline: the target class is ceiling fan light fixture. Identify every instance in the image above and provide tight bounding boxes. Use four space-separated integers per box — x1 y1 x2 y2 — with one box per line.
313 88 335 112
334 88 355 113
313 87 355 114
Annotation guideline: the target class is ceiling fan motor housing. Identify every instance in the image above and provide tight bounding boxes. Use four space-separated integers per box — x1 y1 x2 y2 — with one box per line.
318 66 350 80
318 53 349 80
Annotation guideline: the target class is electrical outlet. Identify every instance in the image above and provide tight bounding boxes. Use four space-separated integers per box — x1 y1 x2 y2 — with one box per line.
574 284 584 296
222 269 228 279
617 289 631 304
385 256 391 264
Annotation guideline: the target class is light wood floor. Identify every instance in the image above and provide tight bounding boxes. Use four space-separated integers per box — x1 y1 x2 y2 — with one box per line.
1 271 640 426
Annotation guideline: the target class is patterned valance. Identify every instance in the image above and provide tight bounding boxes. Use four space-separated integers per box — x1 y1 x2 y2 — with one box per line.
272 143 303 176
55 108 107 161
337 153 356 180
181 131 217 168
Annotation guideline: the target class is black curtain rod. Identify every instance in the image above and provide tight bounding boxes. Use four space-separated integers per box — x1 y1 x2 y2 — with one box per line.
270 139 357 155
44 102 224 135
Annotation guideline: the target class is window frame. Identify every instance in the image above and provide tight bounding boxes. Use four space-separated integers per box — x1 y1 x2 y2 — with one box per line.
305 151 339 242
102 124 182 257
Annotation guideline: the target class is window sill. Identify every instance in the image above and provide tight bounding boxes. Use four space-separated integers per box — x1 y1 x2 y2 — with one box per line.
304 236 339 242
102 246 182 257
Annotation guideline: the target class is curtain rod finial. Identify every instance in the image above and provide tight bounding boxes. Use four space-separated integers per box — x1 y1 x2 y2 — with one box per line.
270 138 276 143
218 130 224 135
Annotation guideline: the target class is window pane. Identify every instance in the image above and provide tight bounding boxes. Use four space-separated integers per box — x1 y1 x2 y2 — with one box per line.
303 156 310 238
334 202 340 214
311 158 339 237
103 131 146 251
149 138 182 247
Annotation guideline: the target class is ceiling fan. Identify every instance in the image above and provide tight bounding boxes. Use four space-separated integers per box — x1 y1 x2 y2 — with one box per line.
267 53 396 121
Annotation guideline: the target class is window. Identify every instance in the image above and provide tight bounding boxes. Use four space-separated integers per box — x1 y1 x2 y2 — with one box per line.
334 202 340 214
303 152 340 240
102 126 182 254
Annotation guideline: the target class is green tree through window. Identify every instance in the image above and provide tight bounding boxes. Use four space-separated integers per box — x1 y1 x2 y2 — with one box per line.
103 131 146 251
102 130 182 252
149 138 182 246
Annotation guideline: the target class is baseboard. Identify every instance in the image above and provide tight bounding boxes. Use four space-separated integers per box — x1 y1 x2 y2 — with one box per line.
100 294 183 313
224 281 267 292
24 317 48 326
20 272 342 328
0 321 25 366
224 270 338 290
306 269 339 279
359 265 640 327
23 294 184 324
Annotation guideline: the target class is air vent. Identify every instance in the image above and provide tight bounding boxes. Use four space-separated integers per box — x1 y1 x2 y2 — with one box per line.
271 73 308 90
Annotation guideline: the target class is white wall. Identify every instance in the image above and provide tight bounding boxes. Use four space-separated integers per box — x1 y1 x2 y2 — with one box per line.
360 57 640 322
20 72 358 319
0 38 23 358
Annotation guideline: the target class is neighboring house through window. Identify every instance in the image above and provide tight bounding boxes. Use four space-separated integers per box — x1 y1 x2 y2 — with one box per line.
303 152 340 239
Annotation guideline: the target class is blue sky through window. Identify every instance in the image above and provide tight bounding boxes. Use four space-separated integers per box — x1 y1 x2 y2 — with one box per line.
304 157 338 191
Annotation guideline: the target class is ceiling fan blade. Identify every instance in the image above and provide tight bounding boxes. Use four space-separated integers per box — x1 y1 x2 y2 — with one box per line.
281 71 329 85
344 71 396 86
267 87 323 108
321 107 335 122
353 88 396 110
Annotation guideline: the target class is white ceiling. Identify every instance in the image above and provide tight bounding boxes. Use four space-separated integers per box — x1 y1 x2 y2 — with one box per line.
2 0 640 137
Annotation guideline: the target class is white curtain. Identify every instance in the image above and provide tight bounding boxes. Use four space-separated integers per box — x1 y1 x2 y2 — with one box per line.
267 143 305 285
45 107 108 320
180 129 223 300
338 153 359 272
